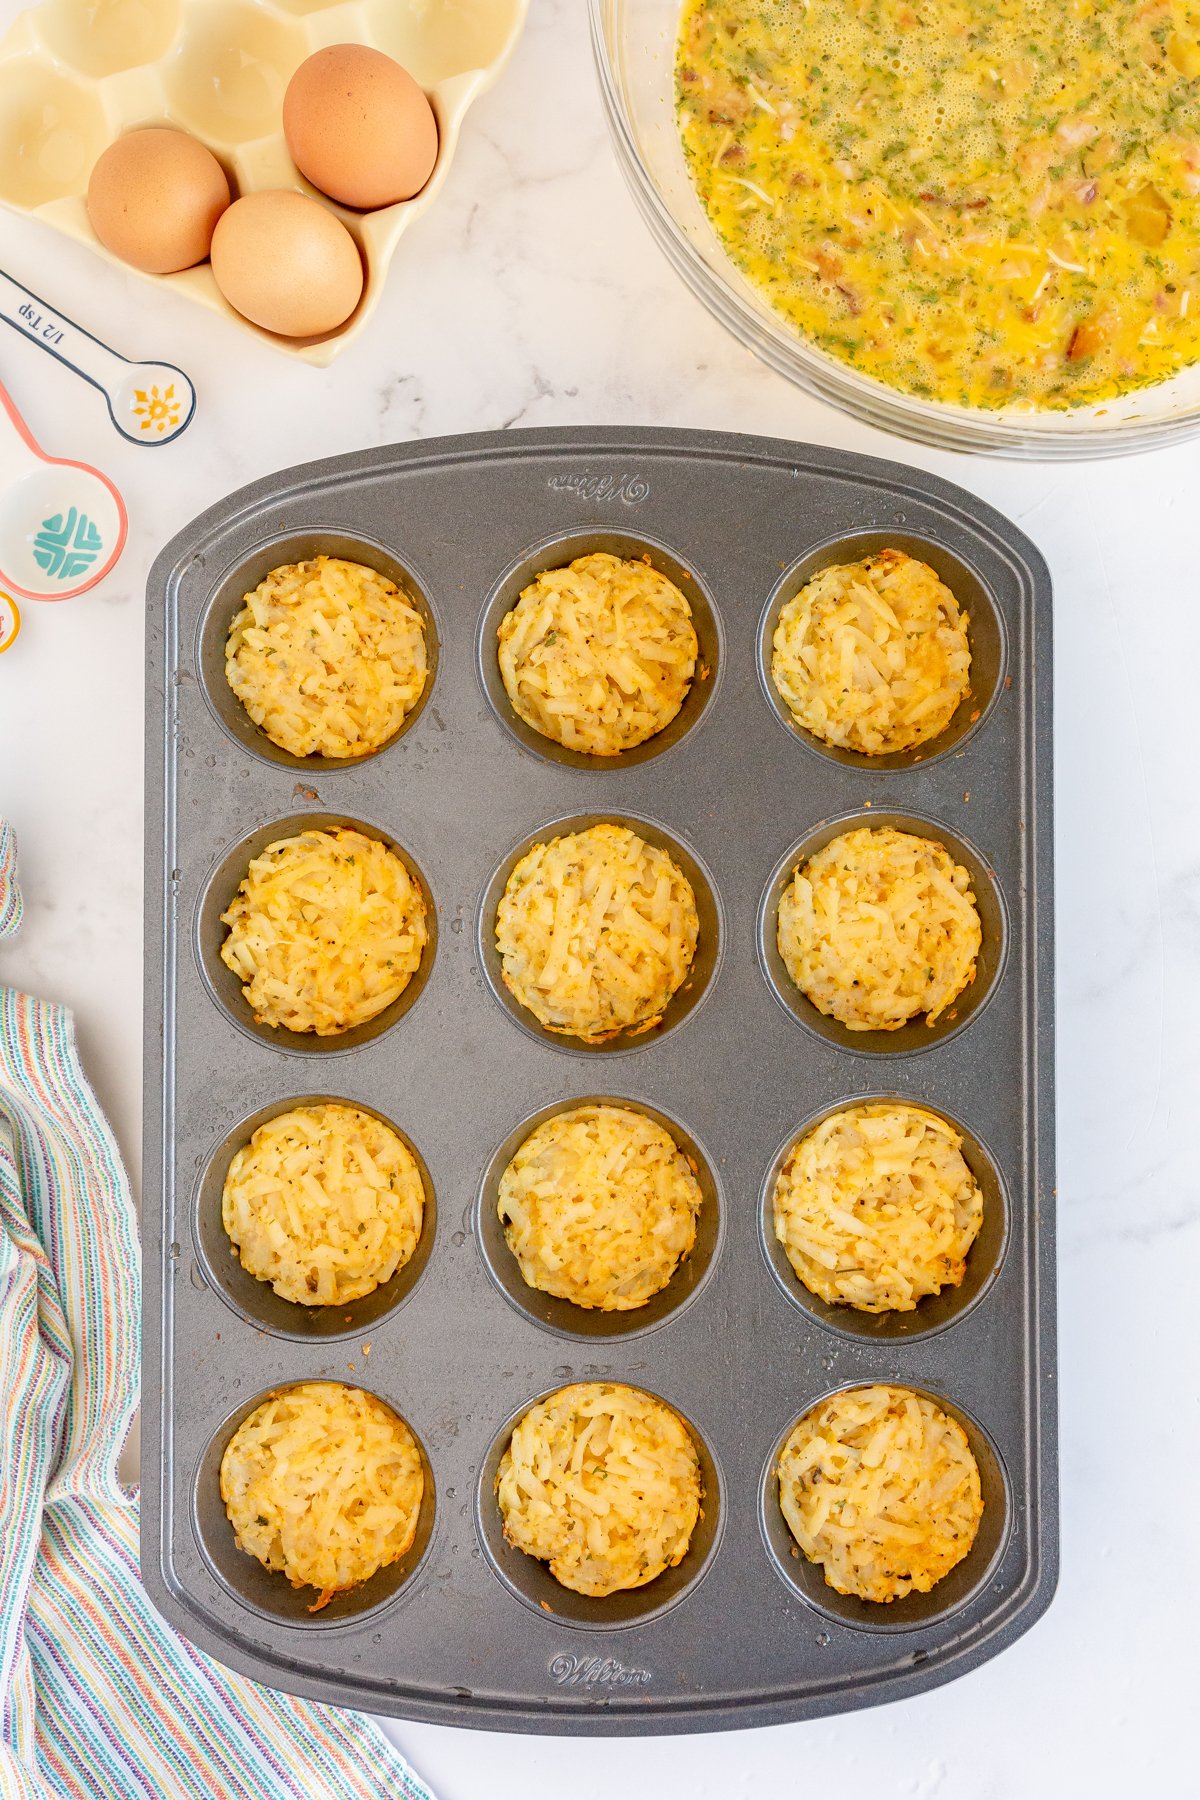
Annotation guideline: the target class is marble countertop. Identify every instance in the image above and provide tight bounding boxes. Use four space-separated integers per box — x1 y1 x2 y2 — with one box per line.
0 0 1192 1792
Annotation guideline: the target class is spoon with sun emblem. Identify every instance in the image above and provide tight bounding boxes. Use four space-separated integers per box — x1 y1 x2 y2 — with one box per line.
0 269 195 446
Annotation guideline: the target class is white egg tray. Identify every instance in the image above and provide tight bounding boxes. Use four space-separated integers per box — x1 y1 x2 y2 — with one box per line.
0 0 528 363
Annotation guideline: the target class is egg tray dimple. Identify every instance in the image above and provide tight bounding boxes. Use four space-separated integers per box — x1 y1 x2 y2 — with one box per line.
143 425 1057 1734
0 0 528 362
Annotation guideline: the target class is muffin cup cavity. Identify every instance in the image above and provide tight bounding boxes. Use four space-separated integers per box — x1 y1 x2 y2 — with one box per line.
193 1095 437 1342
759 1095 1009 1342
195 810 437 1056
195 530 439 771
476 1095 722 1341
758 808 1008 1057
480 811 722 1056
193 1382 436 1628
760 1383 1012 1634
477 529 722 770
475 1386 724 1630
757 530 1007 771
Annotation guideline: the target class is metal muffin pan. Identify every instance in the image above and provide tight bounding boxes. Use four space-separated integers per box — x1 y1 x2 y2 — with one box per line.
143 426 1056 1733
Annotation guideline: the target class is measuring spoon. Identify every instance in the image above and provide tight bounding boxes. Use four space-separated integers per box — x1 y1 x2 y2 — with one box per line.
0 380 126 600
0 270 196 446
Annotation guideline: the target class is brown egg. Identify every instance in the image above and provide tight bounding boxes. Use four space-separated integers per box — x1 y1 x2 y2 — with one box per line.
210 190 364 338
283 43 438 211
87 128 230 274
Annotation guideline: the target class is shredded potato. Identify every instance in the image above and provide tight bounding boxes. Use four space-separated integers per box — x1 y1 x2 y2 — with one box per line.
772 550 971 755
773 1103 983 1312
777 1385 983 1603
221 1383 424 1611
225 557 427 759
778 826 981 1030
495 823 699 1042
497 1382 702 1597
219 827 428 1036
498 552 698 756
222 1103 424 1306
499 1104 702 1311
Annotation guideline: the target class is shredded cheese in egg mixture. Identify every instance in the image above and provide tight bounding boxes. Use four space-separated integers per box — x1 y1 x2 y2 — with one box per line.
499 1104 703 1311
495 823 699 1042
220 1383 424 1611
225 557 427 759
498 552 698 756
773 1102 983 1312
777 826 981 1030
677 0 1200 410
777 1384 984 1602
497 1382 703 1597
222 1103 425 1306
219 827 427 1036
772 550 972 755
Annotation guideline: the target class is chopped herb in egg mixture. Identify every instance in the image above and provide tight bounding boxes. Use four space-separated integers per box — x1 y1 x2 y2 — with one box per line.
676 0 1200 409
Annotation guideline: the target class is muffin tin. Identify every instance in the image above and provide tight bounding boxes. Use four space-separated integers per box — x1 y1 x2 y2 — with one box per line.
0 0 527 362
143 425 1057 1732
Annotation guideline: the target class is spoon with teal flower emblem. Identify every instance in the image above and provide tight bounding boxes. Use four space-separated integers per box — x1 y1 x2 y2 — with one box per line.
0 380 126 600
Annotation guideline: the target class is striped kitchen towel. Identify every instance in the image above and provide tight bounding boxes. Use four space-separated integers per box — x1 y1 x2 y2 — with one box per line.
0 822 433 1800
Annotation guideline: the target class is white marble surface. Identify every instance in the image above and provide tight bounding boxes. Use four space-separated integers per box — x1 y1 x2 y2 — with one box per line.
0 0 1194 1793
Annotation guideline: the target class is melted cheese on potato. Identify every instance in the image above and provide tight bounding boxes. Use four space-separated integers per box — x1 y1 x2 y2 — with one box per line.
778 1384 983 1602
225 556 427 759
773 1102 983 1311
222 1103 424 1306
777 826 981 1030
495 823 699 1042
497 1382 702 1597
221 1383 423 1610
219 827 427 1036
499 1104 702 1310
772 550 971 754
498 552 698 756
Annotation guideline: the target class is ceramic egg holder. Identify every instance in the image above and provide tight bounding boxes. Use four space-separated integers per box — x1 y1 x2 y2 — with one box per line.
0 0 529 364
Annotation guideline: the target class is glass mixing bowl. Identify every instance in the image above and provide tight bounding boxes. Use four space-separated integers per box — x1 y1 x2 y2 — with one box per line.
590 0 1200 458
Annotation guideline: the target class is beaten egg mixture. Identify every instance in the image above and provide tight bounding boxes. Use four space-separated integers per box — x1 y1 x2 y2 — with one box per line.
677 0 1200 408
